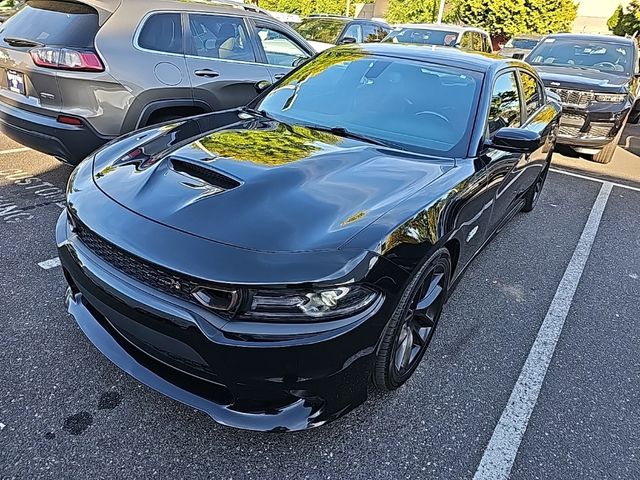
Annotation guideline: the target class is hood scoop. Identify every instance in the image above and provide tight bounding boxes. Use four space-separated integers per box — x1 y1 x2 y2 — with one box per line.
170 158 241 192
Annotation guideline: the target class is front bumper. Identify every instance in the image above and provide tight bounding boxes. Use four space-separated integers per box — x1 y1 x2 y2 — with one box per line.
556 102 630 150
56 190 405 430
0 101 111 164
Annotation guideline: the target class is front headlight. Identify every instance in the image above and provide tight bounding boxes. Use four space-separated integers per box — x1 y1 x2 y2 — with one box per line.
240 285 380 322
594 93 626 103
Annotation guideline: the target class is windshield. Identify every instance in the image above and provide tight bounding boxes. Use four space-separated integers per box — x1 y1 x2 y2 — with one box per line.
383 28 458 46
506 38 539 50
527 37 634 76
0 0 98 48
294 18 347 44
256 48 482 157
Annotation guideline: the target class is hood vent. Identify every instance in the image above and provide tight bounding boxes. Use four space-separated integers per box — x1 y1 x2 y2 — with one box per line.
170 159 241 190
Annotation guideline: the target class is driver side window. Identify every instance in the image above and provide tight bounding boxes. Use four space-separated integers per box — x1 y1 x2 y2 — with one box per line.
488 72 522 136
342 23 363 43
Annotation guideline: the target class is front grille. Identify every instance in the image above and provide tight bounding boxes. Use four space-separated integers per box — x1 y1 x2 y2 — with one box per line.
558 114 586 137
75 223 200 303
588 122 614 137
549 88 595 108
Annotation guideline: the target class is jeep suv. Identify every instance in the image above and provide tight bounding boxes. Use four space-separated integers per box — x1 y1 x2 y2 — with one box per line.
0 0 315 164
527 33 640 164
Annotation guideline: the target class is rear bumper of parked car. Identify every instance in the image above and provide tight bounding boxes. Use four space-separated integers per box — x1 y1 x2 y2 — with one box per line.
556 103 630 152
0 101 112 164
55 184 403 431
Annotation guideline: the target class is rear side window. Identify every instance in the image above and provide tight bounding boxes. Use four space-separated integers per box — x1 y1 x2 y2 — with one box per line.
520 71 543 117
138 13 183 54
187 14 255 62
488 72 522 135
0 0 99 48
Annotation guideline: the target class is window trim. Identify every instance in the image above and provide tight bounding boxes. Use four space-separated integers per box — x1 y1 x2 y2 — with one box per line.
133 10 186 57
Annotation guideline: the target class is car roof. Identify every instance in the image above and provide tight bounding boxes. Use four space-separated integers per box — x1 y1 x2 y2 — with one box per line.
394 23 488 34
302 16 388 26
82 0 271 21
542 33 635 45
511 34 542 40
347 43 530 74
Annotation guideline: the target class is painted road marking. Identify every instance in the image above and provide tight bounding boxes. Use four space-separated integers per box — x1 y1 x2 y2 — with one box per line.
473 182 613 480
0 148 30 155
551 167 640 193
38 257 61 270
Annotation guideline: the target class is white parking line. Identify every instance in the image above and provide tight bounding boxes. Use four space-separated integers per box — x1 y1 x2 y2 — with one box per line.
0 148 30 155
550 167 640 193
473 181 613 480
38 257 61 270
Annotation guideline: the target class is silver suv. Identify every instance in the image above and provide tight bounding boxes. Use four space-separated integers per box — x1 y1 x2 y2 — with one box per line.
0 0 314 164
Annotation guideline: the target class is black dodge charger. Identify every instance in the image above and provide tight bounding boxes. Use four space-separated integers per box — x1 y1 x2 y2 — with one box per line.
58 44 561 431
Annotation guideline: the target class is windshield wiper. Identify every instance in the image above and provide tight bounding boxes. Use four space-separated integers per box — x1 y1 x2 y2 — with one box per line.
298 123 404 150
4 37 44 47
241 106 275 121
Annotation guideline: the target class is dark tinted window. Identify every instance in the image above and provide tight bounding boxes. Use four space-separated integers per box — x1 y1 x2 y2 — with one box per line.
520 71 542 117
0 0 98 48
488 72 522 135
294 18 348 44
509 38 539 50
258 50 482 156
383 27 458 46
187 14 254 62
528 37 634 75
138 13 183 54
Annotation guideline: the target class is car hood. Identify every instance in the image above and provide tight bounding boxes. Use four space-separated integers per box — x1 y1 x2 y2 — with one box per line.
92 113 452 253
533 65 630 93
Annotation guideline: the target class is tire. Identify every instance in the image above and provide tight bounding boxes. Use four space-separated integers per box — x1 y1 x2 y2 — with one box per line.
373 248 451 391
522 161 550 213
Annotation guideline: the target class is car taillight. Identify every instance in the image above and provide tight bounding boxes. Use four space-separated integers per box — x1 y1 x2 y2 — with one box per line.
30 47 104 72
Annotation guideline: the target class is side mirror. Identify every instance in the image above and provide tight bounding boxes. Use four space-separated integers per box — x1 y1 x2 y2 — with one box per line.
339 36 357 45
487 128 541 153
292 56 311 67
254 80 272 93
453 42 462 49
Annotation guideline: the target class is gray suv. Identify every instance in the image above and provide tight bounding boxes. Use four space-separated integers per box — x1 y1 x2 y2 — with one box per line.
0 0 314 164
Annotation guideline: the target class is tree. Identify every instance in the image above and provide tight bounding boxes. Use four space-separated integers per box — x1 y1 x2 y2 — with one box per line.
607 1 640 37
257 0 371 17
450 0 577 37
385 0 439 24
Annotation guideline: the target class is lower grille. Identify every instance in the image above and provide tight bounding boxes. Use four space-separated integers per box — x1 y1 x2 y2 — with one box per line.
558 114 585 137
588 122 614 137
558 125 581 137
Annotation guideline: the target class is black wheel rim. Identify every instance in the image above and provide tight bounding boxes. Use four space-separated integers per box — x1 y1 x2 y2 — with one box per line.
392 263 447 377
532 170 547 207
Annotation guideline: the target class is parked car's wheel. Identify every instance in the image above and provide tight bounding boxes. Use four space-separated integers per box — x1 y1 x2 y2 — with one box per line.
522 161 550 212
373 248 451 390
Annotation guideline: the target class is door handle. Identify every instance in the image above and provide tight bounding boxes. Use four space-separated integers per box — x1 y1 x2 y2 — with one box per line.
274 73 285 80
195 69 220 78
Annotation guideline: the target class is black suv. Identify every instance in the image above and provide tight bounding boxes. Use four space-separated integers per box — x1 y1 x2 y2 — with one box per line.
527 33 640 164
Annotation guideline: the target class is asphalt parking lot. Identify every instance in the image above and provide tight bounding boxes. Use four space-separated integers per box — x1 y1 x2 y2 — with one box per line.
1 130 639 479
